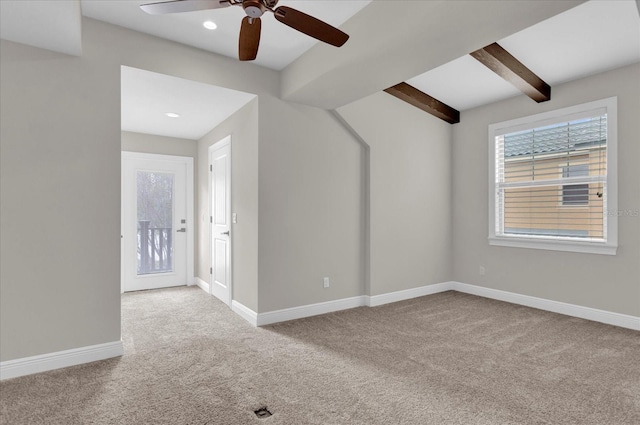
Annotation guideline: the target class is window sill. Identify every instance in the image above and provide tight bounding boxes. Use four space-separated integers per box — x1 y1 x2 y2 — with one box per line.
489 236 617 255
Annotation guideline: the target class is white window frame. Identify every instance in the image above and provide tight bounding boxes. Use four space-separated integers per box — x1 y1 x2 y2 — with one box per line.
488 97 618 255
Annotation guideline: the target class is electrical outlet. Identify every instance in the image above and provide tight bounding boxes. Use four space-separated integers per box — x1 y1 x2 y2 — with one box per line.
232 212 237 224
323 277 330 288
479 266 485 276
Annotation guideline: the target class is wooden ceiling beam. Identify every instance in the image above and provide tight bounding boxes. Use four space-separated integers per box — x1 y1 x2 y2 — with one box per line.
470 42 550 103
384 82 460 124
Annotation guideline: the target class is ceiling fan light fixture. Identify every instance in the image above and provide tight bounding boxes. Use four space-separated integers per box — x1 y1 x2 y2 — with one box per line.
242 0 265 18
203 20 217 30
165 112 180 118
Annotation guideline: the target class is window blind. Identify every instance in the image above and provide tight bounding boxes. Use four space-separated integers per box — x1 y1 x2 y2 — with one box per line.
495 114 607 241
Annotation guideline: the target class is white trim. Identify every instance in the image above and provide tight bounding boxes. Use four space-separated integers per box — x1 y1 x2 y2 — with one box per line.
488 237 617 255
5 283 634 381
257 296 367 326
231 300 258 327
490 104 609 136
0 341 124 381
453 282 640 331
121 151 191 162
500 174 606 188
365 282 455 307
240 282 638 331
452 282 639 331
195 277 210 293
186 157 195 289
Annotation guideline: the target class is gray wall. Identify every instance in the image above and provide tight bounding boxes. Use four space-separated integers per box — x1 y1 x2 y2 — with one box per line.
452 63 640 316
197 100 259 311
2 12 636 365
257 95 365 312
1 38 121 361
0 17 366 361
121 131 197 158
337 92 453 296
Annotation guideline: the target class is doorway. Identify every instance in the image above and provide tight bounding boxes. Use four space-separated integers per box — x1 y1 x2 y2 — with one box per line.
209 136 232 305
121 152 194 292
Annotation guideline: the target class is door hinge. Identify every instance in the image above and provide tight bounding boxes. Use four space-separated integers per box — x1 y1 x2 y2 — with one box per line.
210 216 213 223
210 267 213 274
210 165 212 172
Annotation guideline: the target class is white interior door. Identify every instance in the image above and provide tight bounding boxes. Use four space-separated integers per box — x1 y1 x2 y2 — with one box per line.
210 137 232 305
122 152 193 292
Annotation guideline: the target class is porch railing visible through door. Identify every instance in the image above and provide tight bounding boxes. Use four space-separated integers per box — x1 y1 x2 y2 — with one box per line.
137 220 173 274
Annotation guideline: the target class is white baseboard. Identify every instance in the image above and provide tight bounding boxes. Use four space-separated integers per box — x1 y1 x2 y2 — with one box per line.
195 277 210 294
0 340 124 381
452 282 640 331
366 282 455 307
232 300 258 327
246 281 638 331
257 296 367 326
5 284 635 382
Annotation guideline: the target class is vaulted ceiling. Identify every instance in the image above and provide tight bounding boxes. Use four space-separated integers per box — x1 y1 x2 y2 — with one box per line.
81 0 372 70
1 0 638 136
406 0 640 113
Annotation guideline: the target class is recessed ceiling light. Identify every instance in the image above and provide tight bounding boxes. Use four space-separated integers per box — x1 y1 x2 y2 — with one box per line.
203 21 217 30
165 112 180 118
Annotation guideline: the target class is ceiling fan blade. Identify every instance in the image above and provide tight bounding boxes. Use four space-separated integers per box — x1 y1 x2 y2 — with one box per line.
274 6 349 47
239 17 261 61
140 0 230 15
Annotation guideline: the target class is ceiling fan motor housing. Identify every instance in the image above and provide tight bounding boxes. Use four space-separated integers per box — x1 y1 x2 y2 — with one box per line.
243 0 266 18
140 0 348 62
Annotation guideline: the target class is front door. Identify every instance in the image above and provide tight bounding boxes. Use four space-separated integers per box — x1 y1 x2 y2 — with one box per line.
122 152 192 292
210 137 232 305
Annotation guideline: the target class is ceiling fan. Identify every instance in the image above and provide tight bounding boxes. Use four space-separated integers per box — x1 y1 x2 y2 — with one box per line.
139 0 350 61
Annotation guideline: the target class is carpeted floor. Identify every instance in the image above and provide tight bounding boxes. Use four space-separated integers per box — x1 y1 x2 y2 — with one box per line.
1 286 639 424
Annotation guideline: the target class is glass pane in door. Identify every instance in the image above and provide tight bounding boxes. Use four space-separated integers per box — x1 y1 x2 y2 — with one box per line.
137 171 174 275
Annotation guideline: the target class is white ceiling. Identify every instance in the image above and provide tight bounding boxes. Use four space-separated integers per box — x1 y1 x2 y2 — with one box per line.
1 0 638 136
121 66 256 139
279 0 585 109
407 0 640 111
82 0 371 70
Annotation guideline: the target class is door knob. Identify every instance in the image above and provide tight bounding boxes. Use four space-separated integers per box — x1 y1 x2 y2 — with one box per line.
221 231 230 236
176 228 186 232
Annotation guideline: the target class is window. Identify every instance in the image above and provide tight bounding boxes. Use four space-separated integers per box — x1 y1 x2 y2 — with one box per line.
489 97 617 255
562 164 589 206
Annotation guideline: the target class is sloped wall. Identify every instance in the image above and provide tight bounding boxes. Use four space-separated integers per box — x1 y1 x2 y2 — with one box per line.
257 95 366 312
336 91 453 296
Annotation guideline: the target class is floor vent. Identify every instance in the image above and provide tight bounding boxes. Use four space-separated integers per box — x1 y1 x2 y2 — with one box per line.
254 407 272 419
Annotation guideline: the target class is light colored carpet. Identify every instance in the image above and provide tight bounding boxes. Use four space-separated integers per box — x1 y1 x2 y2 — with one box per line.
1 287 639 424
